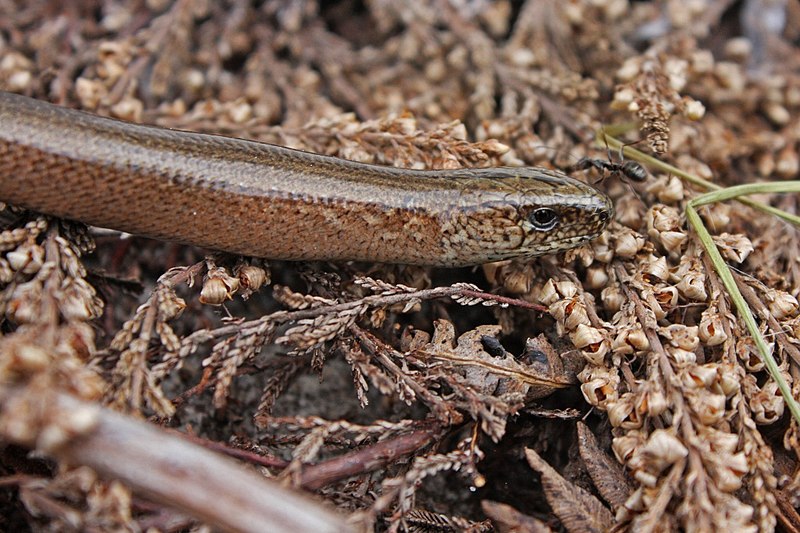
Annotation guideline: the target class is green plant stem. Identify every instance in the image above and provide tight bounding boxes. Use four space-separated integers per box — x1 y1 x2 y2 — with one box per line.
592 128 800 423
685 183 800 425
600 132 800 226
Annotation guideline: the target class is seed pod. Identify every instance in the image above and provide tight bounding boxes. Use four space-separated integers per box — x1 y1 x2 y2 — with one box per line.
676 269 707 301
660 324 700 351
699 306 727 345
688 391 726 425
578 366 620 409
607 393 642 429
612 327 650 355
764 288 799 320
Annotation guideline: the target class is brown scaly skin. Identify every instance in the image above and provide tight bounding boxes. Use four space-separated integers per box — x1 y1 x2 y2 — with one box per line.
0 91 613 267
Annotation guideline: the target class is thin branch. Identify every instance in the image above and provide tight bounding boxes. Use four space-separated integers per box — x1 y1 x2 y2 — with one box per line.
0 385 351 533
298 425 442 490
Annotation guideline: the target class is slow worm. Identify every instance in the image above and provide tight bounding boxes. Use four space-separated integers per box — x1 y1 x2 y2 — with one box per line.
0 91 613 266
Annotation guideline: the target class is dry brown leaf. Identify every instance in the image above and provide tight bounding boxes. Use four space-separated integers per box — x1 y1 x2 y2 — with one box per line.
481 500 553 533
416 320 573 397
576 422 634 511
524 448 614 533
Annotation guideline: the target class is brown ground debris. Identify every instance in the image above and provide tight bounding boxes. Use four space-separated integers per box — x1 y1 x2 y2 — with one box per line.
1 1 800 531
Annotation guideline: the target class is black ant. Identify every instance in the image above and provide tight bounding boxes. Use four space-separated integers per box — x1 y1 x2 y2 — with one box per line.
571 157 648 184
569 136 650 208
568 127 648 184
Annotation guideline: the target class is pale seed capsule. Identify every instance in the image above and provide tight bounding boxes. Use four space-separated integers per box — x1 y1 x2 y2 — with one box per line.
537 279 559 306
554 280 578 299
14 344 50 372
765 288 799 320
571 324 609 365
709 429 740 455
724 37 752 61
237 264 270 292
578 366 620 409
7 70 31 93
111 97 143 123
563 299 591 332
776 144 799 178
615 59 640 82
158 291 186 321
642 286 679 320
711 452 748 492
676 270 707 301
661 175 686 204
547 298 568 323
601 286 625 314
692 161 714 181
738 338 767 372
603 484 634 516
713 233 753 263
615 196 643 229
38 405 100 453
764 101 791 126
660 324 700 351
639 429 688 472
667 347 696 365
0 259 11 283
581 339 610 366
631 470 659 489
74 76 105 108
699 307 727 345
200 277 236 305
612 328 650 355
716 368 740 397
715 61 746 92
614 230 646 258
654 285 679 307
538 279 577 306
642 255 670 283
659 231 688 256
665 58 688 91
7 285 39 324
647 205 682 234
6 241 44 274
228 100 253 124
611 433 642 463
570 323 604 348
688 391 726 425
690 50 714 73
60 283 101 321
647 205 686 255
627 328 651 352
640 387 667 417
607 394 642 429
584 265 609 290
701 203 731 230
684 99 706 120
592 238 615 263
683 363 719 389
750 381 784 424
756 151 776 177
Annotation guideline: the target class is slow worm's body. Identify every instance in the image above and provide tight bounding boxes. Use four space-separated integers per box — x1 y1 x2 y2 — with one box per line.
0 91 612 266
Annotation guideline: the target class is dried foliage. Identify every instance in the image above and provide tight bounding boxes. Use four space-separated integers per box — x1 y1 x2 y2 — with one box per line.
1 0 800 531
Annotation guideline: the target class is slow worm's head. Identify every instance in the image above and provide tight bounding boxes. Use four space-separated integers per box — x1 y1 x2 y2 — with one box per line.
442 167 614 266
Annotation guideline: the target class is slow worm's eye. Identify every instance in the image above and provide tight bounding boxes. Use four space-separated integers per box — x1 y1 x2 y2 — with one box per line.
529 208 559 231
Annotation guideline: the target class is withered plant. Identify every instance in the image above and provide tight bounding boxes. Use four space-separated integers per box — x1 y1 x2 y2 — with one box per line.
1 1 799 531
